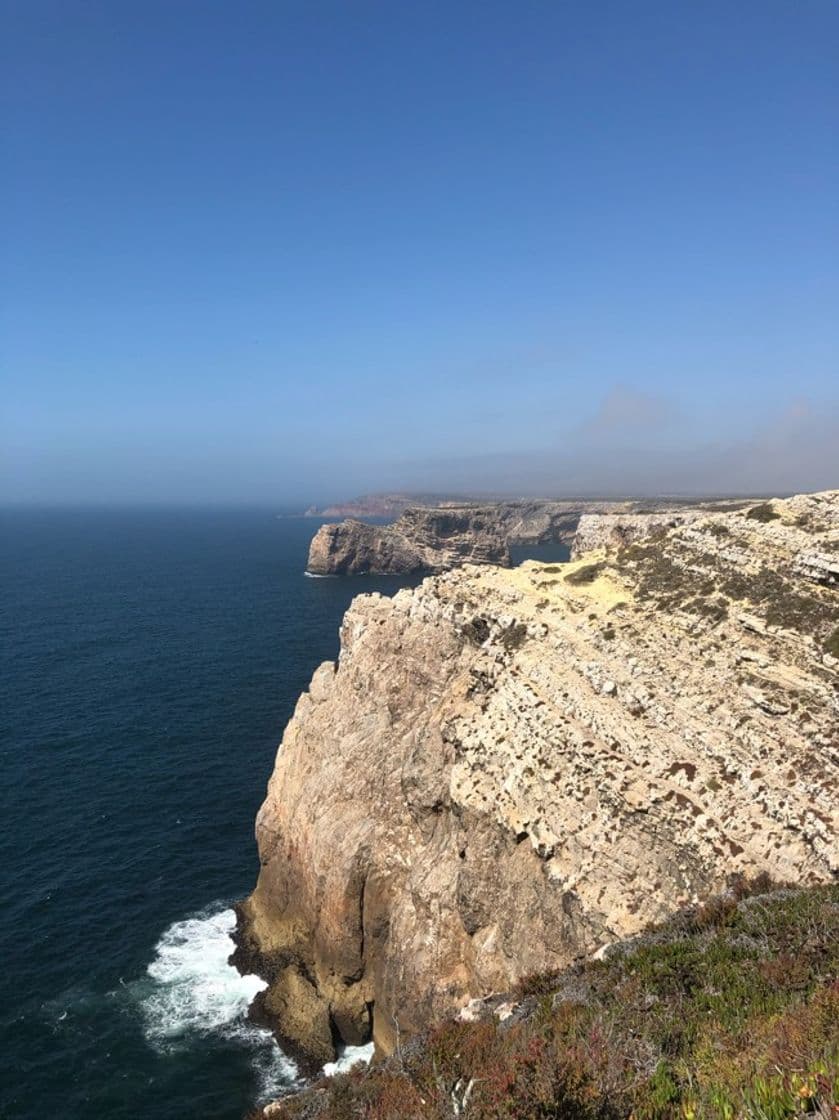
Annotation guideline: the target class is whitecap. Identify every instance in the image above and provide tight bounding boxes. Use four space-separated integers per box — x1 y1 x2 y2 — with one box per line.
323 1041 375 1078
135 905 298 1099
139 908 265 1041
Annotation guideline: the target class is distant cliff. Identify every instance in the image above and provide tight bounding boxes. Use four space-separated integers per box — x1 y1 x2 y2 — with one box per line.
238 490 839 1067
306 507 511 575
305 500 634 575
303 493 451 519
302 491 567 520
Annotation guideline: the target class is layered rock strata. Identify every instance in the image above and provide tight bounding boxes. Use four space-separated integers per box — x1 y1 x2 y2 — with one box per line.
570 510 704 556
305 500 645 576
239 490 838 1064
306 507 510 576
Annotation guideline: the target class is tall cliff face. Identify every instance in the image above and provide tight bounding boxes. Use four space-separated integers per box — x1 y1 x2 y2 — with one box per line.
306 507 511 575
305 517 431 576
305 500 649 576
239 491 838 1065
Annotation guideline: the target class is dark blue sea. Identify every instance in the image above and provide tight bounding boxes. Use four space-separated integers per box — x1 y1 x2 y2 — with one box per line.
0 510 568 1119
0 510 428 1120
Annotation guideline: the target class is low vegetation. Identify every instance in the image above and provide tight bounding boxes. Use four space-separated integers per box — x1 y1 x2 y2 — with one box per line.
499 621 529 651
565 562 605 586
620 537 835 646
746 504 781 523
259 879 838 1120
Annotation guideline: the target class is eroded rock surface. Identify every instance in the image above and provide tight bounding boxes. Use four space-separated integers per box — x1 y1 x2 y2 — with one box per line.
306 517 430 575
305 499 661 575
571 510 704 556
306 507 511 575
240 490 839 1064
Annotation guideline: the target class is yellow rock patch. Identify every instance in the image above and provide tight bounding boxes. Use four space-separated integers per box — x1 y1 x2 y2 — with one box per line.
502 553 632 614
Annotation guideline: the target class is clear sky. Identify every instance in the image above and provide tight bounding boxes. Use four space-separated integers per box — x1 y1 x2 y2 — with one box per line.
2 0 837 503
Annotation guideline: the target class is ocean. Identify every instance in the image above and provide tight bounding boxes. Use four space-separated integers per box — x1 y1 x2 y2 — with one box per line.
0 509 568 1120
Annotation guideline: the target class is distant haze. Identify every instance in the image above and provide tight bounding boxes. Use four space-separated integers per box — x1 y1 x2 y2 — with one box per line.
2 3 836 506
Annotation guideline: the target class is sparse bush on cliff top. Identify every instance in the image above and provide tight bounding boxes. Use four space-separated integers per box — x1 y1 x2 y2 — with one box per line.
499 621 528 650
746 503 781 522
261 878 839 1120
564 562 605 586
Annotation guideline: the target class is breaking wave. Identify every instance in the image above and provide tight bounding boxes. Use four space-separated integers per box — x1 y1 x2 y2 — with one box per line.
135 905 298 1100
323 1042 375 1077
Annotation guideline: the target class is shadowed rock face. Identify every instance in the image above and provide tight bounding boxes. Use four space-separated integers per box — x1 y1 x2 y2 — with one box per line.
239 490 838 1065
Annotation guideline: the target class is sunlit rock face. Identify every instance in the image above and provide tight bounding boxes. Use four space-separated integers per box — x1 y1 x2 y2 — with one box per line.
239 490 839 1063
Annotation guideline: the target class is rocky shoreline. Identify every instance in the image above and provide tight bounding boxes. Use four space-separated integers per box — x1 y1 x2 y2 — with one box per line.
230 903 336 1077
237 490 838 1072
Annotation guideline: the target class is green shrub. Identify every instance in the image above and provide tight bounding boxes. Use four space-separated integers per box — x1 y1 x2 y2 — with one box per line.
746 503 780 522
565 562 605 586
513 967 566 999
500 621 529 650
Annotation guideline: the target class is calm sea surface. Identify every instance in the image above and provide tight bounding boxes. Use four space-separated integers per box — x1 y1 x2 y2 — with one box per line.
0 510 567 1119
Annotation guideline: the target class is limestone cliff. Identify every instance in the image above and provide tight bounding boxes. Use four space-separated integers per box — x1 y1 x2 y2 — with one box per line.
306 507 510 576
238 490 838 1065
305 500 642 576
570 510 704 556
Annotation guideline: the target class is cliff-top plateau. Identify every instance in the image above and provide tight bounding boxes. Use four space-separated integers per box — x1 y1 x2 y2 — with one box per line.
237 490 838 1079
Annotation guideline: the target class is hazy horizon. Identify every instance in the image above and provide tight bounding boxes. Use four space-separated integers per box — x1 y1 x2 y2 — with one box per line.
3 2 837 504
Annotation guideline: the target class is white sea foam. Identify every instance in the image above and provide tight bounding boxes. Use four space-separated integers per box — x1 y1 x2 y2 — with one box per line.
141 908 265 1039
303 570 335 578
323 1041 375 1077
137 905 298 1099
137 905 374 1104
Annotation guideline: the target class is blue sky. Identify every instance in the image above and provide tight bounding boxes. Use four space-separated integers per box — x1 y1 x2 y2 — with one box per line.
2 0 837 503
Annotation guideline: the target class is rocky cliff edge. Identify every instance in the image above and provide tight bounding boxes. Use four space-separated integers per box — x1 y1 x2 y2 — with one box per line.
237 491 838 1066
305 500 649 576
